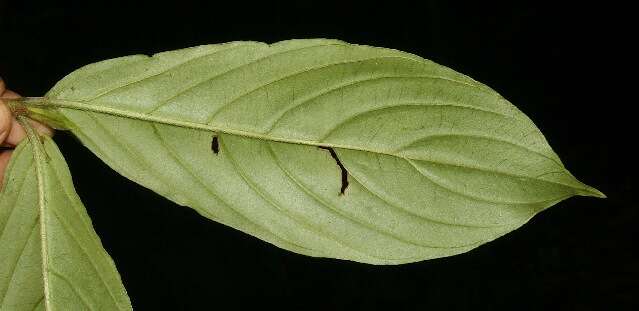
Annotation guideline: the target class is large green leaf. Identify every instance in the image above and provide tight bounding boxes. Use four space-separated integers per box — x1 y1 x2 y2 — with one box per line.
0 133 132 310
19 39 603 264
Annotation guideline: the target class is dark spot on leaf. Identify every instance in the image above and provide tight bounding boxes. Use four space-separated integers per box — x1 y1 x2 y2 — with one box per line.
211 136 219 154
319 146 349 195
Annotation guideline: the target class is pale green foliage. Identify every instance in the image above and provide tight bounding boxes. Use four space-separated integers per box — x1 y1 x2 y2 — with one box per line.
0 136 132 310
0 39 604 310
13 39 603 266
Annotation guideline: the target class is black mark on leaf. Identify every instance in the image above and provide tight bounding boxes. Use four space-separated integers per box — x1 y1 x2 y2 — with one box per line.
211 136 219 154
319 146 349 195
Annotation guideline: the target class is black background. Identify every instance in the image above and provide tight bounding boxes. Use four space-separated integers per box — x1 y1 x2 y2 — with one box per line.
0 1 633 310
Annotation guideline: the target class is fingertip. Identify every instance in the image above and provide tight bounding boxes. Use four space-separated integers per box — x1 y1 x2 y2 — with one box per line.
2 90 21 99
0 100 11 144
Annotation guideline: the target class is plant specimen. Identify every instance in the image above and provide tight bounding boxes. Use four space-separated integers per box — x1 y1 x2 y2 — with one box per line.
0 39 604 310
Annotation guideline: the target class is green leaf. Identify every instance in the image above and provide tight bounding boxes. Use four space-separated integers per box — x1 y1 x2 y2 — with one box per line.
21 39 603 264
0 133 132 310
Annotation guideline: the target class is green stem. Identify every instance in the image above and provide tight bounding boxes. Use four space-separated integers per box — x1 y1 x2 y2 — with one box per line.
5 97 47 105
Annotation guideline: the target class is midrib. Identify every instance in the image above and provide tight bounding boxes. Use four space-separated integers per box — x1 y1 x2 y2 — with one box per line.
18 117 52 311
18 97 587 193
27 97 401 156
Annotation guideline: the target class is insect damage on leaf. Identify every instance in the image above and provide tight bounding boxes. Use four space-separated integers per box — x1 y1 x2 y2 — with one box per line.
319 146 349 195
211 135 219 154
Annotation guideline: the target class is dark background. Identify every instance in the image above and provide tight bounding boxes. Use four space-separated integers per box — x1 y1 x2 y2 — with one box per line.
0 1 632 310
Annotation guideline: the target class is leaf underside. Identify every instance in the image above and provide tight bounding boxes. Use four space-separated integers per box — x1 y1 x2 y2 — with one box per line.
0 136 132 310
30 39 602 264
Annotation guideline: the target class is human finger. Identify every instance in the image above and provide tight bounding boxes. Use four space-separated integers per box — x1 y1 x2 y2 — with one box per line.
0 99 10 144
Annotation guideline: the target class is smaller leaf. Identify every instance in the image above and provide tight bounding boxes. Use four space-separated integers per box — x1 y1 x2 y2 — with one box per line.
0 133 132 310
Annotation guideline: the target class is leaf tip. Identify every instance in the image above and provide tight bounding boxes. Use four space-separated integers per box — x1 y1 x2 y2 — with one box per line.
580 185 607 199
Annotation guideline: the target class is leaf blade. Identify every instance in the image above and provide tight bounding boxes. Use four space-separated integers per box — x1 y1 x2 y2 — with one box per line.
0 135 132 310
28 39 603 263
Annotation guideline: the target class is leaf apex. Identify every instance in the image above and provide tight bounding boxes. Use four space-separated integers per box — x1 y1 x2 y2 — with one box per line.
580 185 607 199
